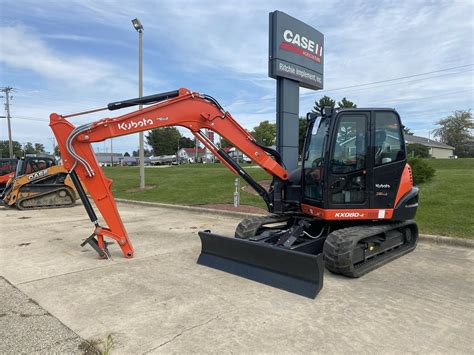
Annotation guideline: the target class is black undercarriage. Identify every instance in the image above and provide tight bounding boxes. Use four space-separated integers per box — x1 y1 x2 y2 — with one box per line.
199 214 418 298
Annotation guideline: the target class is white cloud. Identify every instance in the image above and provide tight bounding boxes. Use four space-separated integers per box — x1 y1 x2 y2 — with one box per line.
0 26 136 92
0 0 473 152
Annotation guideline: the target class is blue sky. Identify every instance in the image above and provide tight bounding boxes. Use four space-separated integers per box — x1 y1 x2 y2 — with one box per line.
1 0 473 154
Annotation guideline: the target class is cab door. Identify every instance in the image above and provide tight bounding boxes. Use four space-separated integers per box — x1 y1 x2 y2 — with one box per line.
371 110 407 209
327 112 370 209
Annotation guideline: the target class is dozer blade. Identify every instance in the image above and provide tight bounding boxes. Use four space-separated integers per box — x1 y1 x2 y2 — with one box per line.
198 231 324 298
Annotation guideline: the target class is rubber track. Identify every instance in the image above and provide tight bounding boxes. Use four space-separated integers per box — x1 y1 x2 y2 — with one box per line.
235 215 291 239
17 187 76 210
323 220 418 278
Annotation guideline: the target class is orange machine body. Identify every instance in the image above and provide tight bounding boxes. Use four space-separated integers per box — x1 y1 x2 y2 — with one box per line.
50 89 288 257
50 88 416 258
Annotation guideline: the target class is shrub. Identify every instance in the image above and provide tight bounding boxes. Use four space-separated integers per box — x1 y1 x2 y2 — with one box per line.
407 158 435 185
407 143 430 158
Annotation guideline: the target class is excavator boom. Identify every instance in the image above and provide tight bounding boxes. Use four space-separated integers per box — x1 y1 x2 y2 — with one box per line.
50 88 288 259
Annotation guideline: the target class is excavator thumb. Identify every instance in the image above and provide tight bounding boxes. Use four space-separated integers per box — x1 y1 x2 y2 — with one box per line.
198 230 325 298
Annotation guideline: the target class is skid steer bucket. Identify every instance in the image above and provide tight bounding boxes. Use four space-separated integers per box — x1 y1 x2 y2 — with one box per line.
197 231 325 298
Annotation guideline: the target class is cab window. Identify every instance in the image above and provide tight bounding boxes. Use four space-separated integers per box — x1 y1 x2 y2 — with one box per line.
25 158 54 174
374 112 405 166
330 114 367 204
331 114 367 174
304 117 328 201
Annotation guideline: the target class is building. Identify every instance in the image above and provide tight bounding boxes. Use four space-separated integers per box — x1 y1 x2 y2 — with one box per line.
405 135 455 159
177 148 206 163
95 152 123 166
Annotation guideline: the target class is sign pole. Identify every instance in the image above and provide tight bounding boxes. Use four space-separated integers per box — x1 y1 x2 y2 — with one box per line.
276 77 300 171
269 10 324 172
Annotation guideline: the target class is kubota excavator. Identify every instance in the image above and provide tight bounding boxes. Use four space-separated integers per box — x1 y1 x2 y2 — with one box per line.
50 88 418 298
1 156 78 209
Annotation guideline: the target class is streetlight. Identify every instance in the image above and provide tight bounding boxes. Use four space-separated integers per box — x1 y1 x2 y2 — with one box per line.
132 18 145 189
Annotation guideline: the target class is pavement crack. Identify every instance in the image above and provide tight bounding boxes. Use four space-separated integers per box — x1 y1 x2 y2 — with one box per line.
8 310 49 317
144 312 227 353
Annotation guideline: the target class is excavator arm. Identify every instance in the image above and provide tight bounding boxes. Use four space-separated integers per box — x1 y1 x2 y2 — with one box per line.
50 88 288 258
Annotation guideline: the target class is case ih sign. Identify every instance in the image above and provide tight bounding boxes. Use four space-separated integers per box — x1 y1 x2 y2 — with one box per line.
269 11 324 90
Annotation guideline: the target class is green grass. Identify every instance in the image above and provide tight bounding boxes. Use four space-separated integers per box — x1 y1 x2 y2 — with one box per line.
414 158 474 239
103 164 271 209
104 159 474 239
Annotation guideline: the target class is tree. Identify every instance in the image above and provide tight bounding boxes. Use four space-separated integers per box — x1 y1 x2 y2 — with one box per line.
34 143 45 153
219 137 232 148
0 140 23 158
313 96 335 114
434 110 474 157
337 97 357 109
54 145 61 157
407 143 430 158
23 142 35 154
403 126 414 136
132 148 152 157
251 120 276 146
124 152 130 157
178 136 194 149
146 127 181 155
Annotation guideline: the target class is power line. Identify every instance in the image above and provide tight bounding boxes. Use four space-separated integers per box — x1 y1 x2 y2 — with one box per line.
0 116 49 122
224 63 474 107
15 116 49 122
301 69 474 99
305 64 474 95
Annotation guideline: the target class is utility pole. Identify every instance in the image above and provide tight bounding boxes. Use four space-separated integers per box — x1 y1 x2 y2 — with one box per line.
195 137 198 163
110 138 114 166
1 87 14 158
132 18 145 189
177 137 180 165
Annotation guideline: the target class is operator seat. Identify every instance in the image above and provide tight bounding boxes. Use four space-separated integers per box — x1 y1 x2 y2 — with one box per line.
375 130 390 165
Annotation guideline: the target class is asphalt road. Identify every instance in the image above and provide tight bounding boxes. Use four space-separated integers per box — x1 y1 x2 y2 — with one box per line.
0 202 473 353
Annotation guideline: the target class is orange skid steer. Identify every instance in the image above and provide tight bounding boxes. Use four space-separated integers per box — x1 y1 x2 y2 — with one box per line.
50 88 418 298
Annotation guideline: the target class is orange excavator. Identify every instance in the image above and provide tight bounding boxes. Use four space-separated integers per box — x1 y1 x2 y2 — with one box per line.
0 158 17 194
50 88 419 297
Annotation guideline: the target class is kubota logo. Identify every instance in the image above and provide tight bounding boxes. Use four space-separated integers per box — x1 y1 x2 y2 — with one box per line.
117 118 155 131
376 184 391 189
28 169 48 181
281 30 323 63
334 212 361 218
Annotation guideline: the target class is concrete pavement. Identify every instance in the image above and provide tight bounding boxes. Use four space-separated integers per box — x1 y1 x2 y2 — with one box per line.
0 277 88 353
1 203 473 353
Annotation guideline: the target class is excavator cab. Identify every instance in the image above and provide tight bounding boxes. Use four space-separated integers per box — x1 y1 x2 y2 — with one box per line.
199 108 418 298
302 108 415 214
